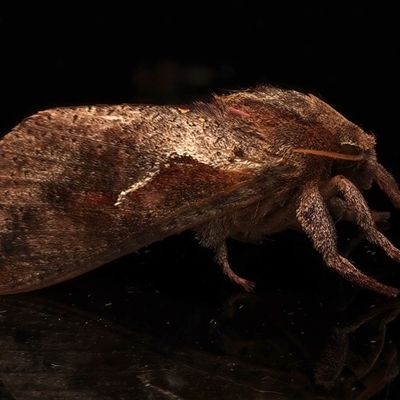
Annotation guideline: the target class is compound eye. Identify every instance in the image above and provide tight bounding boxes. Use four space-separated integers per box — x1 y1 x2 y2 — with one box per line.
340 144 362 157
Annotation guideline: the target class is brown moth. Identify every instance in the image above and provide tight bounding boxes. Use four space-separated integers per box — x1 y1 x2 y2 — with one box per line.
1 87 400 296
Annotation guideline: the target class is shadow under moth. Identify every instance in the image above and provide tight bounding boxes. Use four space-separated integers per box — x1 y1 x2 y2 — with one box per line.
1 87 400 296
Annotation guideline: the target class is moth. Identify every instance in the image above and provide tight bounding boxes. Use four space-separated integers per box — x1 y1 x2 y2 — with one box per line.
1 87 400 296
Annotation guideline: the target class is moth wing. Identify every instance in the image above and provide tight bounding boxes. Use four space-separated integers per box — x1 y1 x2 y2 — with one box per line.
0 106 269 294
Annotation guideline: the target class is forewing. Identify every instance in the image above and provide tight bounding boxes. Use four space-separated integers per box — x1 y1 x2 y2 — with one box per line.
0 105 260 293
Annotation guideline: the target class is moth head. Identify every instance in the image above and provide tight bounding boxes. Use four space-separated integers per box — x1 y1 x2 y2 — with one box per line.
295 126 378 191
331 123 379 190
333 141 378 190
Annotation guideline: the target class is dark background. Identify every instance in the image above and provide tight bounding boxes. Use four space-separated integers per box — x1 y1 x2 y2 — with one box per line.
1 2 400 399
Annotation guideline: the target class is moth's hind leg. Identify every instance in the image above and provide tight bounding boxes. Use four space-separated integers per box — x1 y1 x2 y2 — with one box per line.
296 179 399 297
214 241 255 291
196 222 255 291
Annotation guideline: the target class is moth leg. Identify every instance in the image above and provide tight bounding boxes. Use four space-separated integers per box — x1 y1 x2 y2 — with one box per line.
374 163 400 208
328 197 391 224
214 241 255 292
196 224 254 291
328 197 391 257
329 175 400 263
296 181 399 297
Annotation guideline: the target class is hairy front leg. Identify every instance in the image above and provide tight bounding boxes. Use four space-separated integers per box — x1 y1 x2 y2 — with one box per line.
296 179 399 297
331 175 400 262
328 197 391 224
